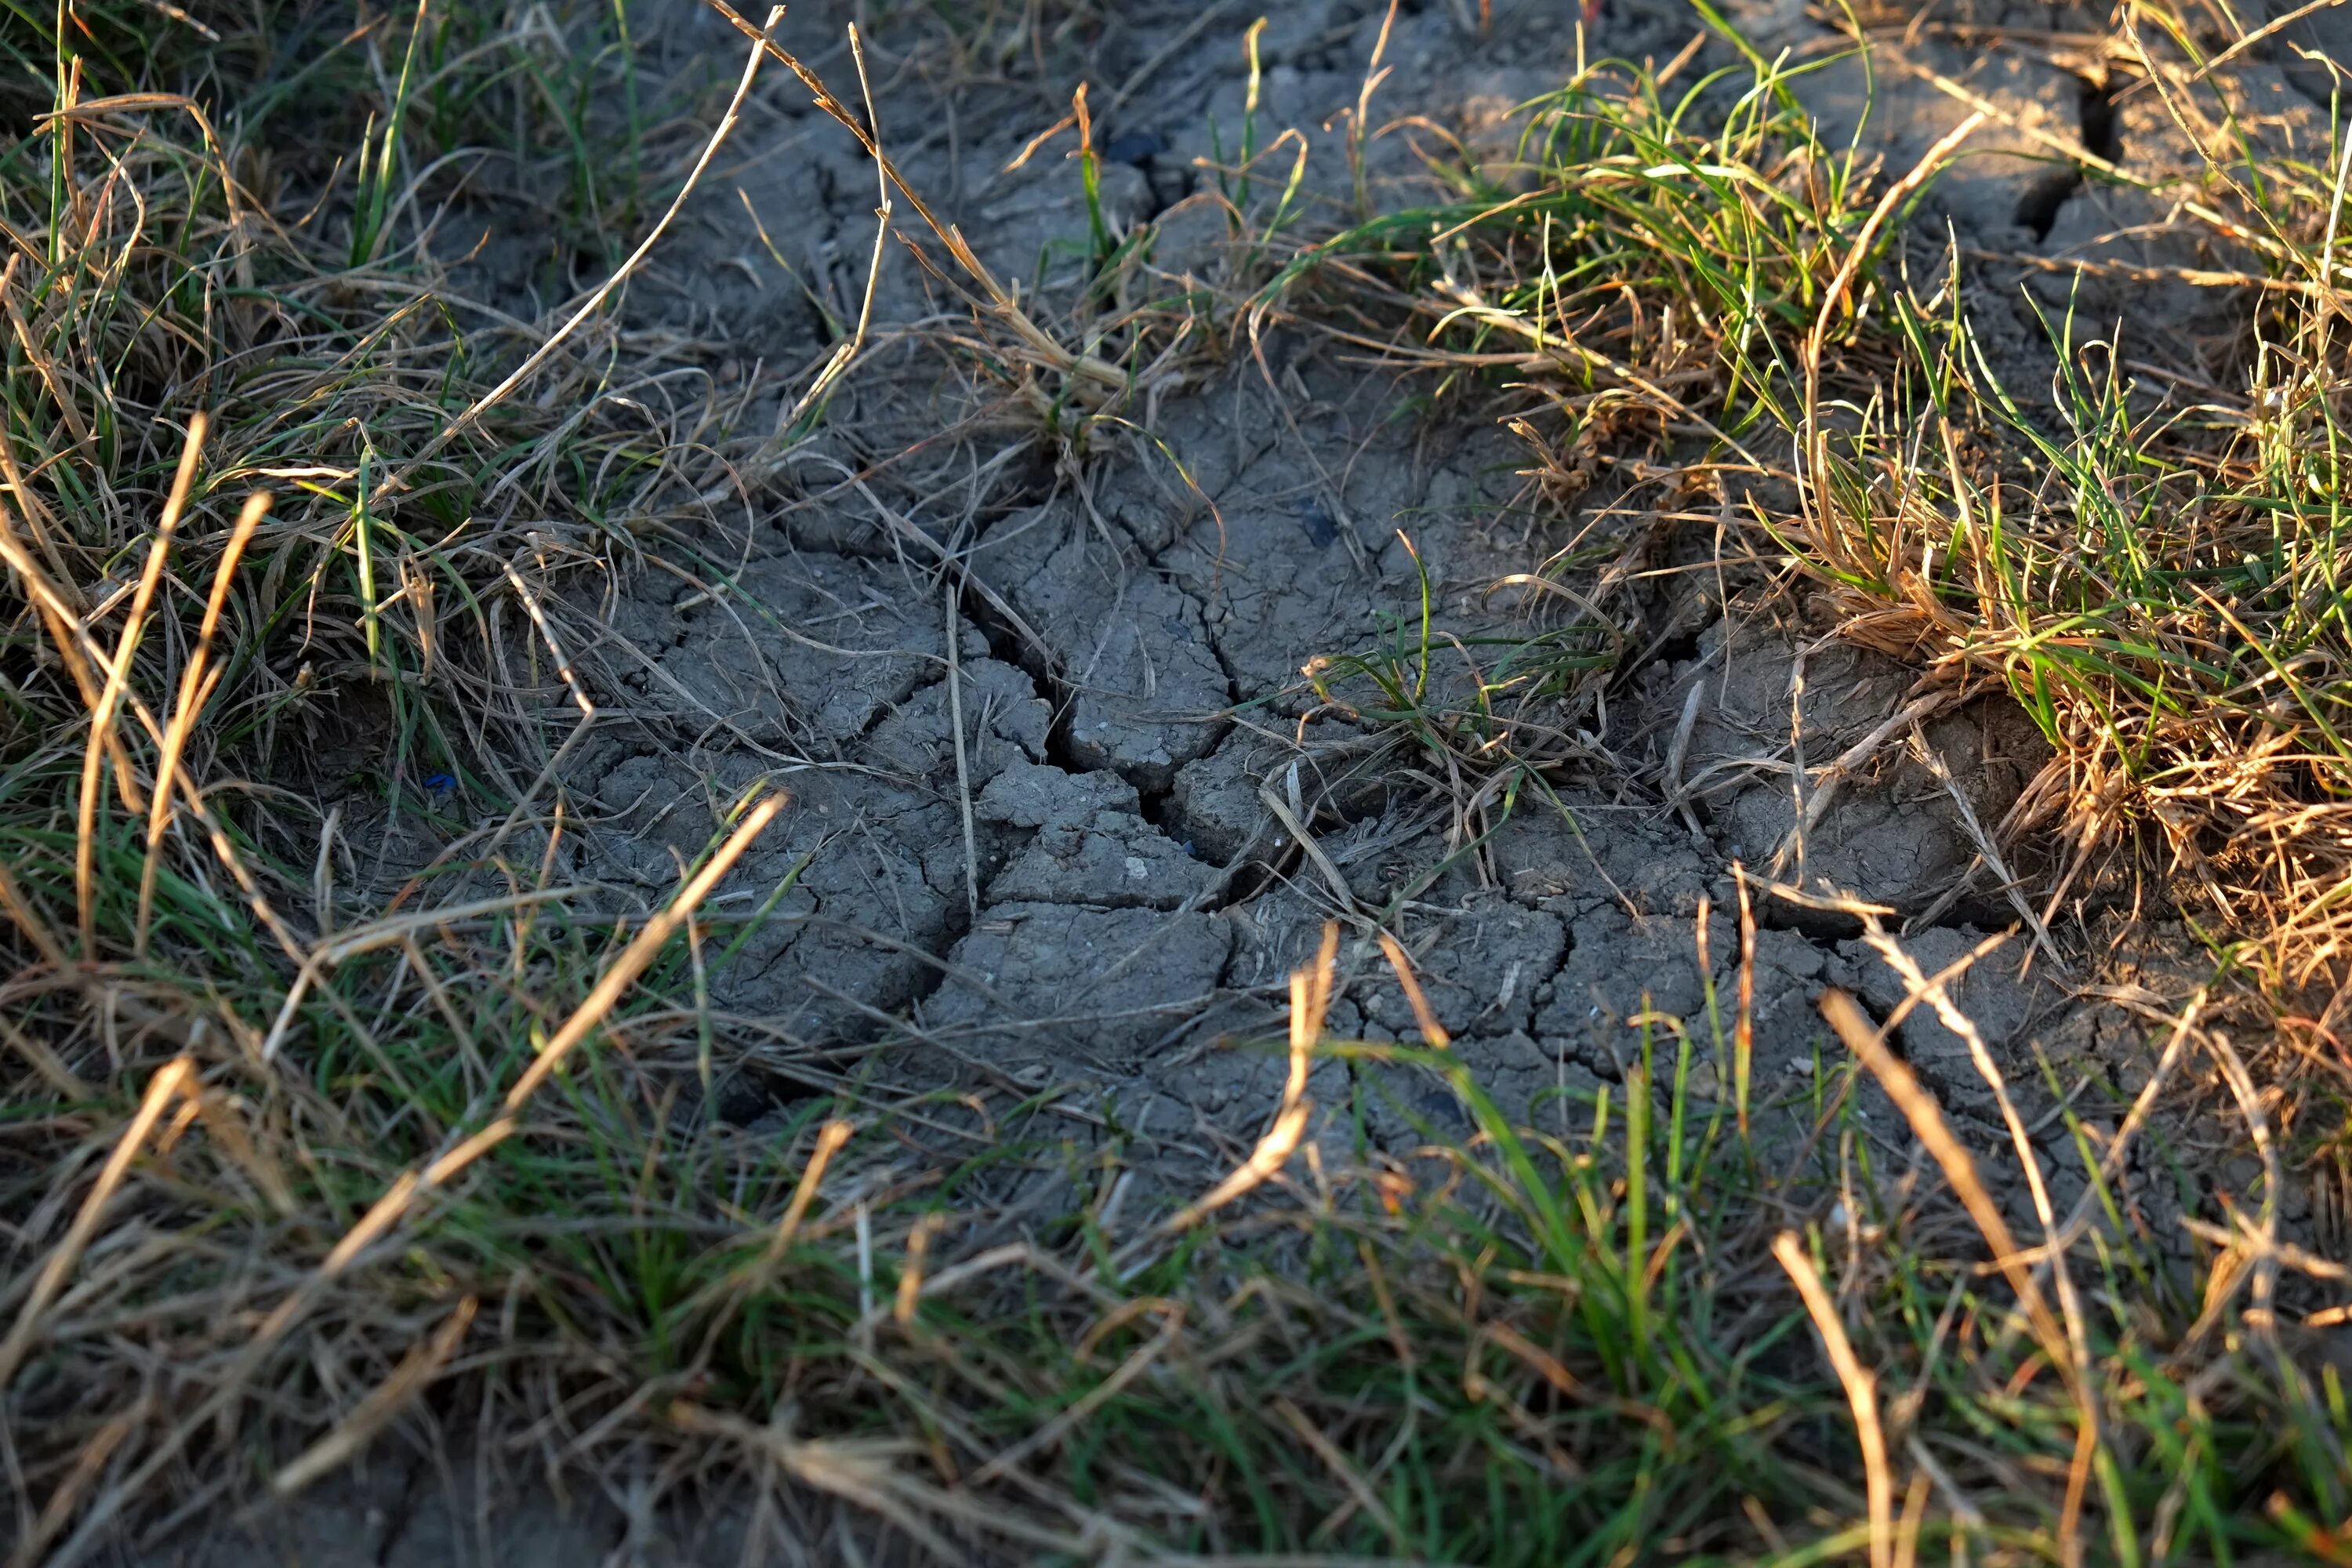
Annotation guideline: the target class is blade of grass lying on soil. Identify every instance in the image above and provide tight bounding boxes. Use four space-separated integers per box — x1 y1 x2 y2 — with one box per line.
1772 1229 1894 1568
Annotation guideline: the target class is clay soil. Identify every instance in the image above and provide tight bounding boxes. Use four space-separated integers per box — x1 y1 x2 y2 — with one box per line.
512 0 2310 1258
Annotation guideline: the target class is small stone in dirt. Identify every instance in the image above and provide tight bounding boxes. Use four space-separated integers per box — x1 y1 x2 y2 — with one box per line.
1297 499 1339 547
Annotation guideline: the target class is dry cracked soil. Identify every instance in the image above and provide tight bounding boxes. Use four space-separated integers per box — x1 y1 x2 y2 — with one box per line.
125 0 2352 1559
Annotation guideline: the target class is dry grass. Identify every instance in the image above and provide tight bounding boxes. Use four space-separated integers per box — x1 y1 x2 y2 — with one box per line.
2 0 2351 1563
1263 5 2352 1047
1708 3 2352 1053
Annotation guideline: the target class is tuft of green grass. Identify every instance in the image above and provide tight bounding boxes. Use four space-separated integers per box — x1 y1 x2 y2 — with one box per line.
1260 25 1892 447
0 4 750 1543
1777 24 2352 1015
1261 29 1896 795
1269 1 2352 1028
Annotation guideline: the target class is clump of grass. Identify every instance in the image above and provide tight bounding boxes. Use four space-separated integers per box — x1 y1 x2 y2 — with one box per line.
1260 27 1902 791
1262 26 1890 466
27 0 695 274
1261 6 2352 1546
0 12 768 1552
1780 27 2352 1018
1270 0 2352 1029
394 0 697 256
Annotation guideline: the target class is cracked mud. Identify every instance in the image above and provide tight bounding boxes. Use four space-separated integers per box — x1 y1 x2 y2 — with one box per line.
132 0 2352 1559
524 0 2289 1231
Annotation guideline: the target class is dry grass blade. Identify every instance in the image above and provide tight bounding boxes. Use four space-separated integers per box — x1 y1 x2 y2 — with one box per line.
259 887 586 1063
1164 923 1338 1232
675 1396 1156 1563
1851 928 2103 1563
0 499 142 812
967 1302 1183 1486
943 573 982 924
1815 989 2069 1362
0 1057 194 1392
2188 0 2352 78
1161 1087 1312 1237
2201 1026 2291 1346
1276 1393 1411 1554
1902 725 2065 976
1260 784 1363 917
0 857 71 977
1772 691 1956 880
1377 931 1450 1048
1773 1230 1893 1568
135 490 269 956
75 415 207 955
669 1403 971 1564
775 1121 857 1256
0 257 83 600
0 1010 89 1099
269 1297 477 1497
2031 992 2204 1269
503 791 788 1109
779 19 894 437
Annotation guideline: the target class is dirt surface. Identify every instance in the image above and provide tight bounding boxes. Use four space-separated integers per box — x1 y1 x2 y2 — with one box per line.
111 0 2345 1560
533 0 2245 1163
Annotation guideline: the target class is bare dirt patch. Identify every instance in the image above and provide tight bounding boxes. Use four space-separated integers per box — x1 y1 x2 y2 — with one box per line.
522 0 2237 1171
